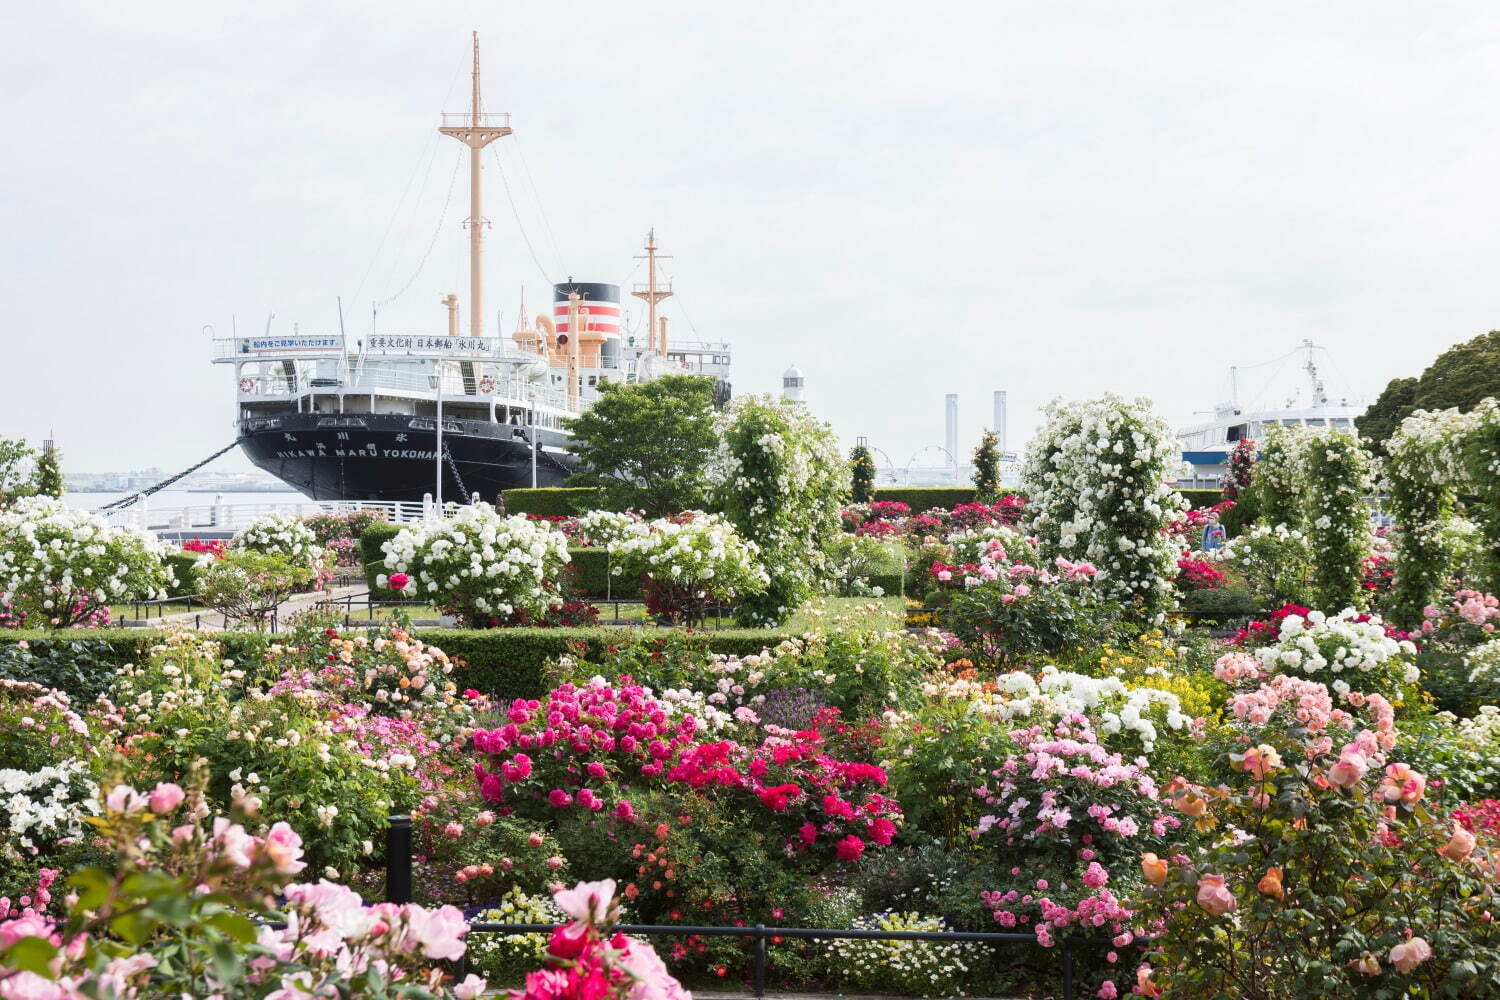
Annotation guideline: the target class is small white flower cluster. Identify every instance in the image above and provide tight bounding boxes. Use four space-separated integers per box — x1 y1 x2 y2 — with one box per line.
1467 639 1500 684
573 510 643 550
467 886 565 971
924 666 1188 753
1020 395 1185 612
607 512 768 600
233 512 323 566
381 503 572 620
0 758 97 857
0 496 171 624
1254 608 1419 686
825 910 984 996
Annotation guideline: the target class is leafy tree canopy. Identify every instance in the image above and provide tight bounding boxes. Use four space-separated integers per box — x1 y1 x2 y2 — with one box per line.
1359 331 1500 453
563 375 719 517
0 437 38 506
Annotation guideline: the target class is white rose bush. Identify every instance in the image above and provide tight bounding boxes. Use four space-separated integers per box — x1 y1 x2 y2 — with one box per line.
607 511 768 624
713 394 846 625
232 512 331 585
0 497 170 628
1021 395 1185 617
1301 430 1374 612
380 502 571 626
1251 607 1419 692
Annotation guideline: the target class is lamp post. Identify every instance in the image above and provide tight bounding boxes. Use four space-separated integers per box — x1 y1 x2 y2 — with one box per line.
427 367 444 513
529 387 539 488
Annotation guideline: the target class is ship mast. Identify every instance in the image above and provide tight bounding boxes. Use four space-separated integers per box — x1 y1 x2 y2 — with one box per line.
439 32 512 341
631 230 673 356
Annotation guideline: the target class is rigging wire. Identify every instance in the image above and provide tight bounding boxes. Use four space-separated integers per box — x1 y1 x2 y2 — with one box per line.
373 147 464 309
511 135 566 267
657 267 702 337
351 64 463 306
490 143 555 285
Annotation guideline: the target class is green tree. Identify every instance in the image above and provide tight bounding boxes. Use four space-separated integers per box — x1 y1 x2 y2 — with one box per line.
1360 331 1500 453
34 445 64 498
1356 376 1418 456
563 375 719 516
971 430 1000 503
0 437 37 506
849 443 876 503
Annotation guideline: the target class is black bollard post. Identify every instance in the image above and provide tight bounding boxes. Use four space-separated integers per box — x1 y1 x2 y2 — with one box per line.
386 815 413 904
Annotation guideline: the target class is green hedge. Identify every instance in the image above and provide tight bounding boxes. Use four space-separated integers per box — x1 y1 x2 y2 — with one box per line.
360 522 406 597
501 488 604 517
871 487 988 509
566 548 640 598
0 630 274 701
417 627 786 698
1178 489 1227 510
0 625 798 704
163 552 205 594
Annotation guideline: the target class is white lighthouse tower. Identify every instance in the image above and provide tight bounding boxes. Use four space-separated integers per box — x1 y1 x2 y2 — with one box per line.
782 364 806 404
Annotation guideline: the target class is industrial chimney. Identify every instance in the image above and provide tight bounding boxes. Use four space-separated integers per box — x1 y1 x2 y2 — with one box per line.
945 394 959 469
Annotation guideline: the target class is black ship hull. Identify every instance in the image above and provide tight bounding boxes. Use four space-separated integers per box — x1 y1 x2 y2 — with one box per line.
237 412 576 502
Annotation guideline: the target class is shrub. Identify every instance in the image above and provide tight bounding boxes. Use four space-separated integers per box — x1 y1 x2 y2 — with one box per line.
714 395 847 625
0 497 171 628
1022 396 1186 618
199 550 315 631
607 512 768 624
501 487 604 517
1135 677 1500 999
379 503 572 626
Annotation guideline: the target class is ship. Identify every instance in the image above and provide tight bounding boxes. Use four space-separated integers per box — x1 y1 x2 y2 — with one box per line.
212 35 730 503
1176 340 1362 489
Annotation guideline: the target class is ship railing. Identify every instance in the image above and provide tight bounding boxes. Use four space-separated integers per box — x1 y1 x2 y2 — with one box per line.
96 499 430 535
238 368 581 413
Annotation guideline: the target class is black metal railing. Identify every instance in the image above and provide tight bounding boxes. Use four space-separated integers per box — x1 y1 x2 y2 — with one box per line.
381 816 1114 1000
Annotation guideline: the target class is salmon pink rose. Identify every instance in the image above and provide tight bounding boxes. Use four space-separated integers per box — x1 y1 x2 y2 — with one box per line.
1195 874 1236 916
1389 936 1432 973
1140 853 1168 887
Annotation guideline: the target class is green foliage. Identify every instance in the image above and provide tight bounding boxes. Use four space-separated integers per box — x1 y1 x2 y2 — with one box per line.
849 443 876 504
870 486 977 509
563 374 720 516
33 446 63 498
0 436 37 505
1360 330 1500 454
1178 488 1228 510
943 578 1127 666
198 550 314 630
500 487 605 517
359 520 405 597
971 430 1001 503
0 637 131 703
1304 431 1375 611
1358 375 1419 456
1244 424 1306 529
565 546 640 597
163 551 207 594
714 395 847 625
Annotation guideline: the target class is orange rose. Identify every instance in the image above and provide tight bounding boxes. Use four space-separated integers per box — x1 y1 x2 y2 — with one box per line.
1141 852 1169 887
1256 866 1284 900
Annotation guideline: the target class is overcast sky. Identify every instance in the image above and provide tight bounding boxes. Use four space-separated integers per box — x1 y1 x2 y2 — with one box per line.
3 1 1498 479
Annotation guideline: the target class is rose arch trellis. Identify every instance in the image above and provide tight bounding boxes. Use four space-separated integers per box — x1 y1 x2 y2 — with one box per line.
1384 399 1500 626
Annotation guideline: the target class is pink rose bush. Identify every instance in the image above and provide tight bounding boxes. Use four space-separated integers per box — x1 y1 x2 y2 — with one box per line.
0 779 485 1000
470 678 901 871
1134 672 1500 997
506 878 689 1000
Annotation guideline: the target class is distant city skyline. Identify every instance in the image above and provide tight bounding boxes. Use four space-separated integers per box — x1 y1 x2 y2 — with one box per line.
4 2 1498 481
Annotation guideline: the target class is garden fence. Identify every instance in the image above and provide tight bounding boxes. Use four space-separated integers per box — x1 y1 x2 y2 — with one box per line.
382 816 1118 1000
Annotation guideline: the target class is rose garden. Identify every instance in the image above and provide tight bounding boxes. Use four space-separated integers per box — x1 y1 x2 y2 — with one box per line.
6 390 1500 998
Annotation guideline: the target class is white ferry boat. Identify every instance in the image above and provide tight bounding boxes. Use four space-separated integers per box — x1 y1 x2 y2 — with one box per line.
1177 341 1362 489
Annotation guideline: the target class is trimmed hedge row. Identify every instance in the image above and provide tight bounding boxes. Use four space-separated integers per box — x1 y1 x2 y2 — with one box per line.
1178 488 1228 510
0 626 787 704
566 548 640 598
501 488 603 517
870 487 979 509
163 552 205 594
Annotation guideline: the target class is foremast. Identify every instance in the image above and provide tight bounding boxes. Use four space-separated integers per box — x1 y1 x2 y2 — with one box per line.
438 32 513 342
